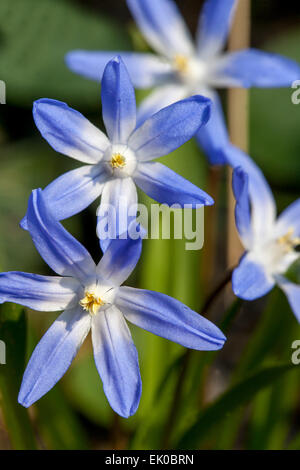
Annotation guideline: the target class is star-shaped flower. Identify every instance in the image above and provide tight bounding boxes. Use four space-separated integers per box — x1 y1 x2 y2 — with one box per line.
66 0 300 165
1 189 226 417
21 56 213 250
230 148 300 320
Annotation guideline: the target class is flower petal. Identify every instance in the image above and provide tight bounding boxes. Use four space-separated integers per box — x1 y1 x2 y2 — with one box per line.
91 305 141 418
101 56 136 144
232 253 275 301
66 51 173 88
277 277 300 323
134 162 214 207
116 287 226 350
275 199 300 238
33 99 109 164
232 167 253 249
97 178 138 253
217 49 300 88
129 96 211 161
96 236 142 287
137 83 187 127
18 307 91 408
0 272 79 312
127 0 194 58
21 165 107 230
27 189 96 283
223 145 277 240
195 89 229 165
197 0 238 58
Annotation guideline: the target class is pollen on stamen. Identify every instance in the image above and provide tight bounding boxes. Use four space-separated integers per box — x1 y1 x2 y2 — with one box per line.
79 292 105 316
174 54 189 73
110 153 126 169
277 228 300 253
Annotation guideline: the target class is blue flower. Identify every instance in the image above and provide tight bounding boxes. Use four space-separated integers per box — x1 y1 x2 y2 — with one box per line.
230 150 300 321
1 189 226 417
21 56 213 250
66 0 300 165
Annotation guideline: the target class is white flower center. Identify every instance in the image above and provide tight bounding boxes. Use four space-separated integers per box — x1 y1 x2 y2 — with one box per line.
79 283 116 316
253 228 300 275
103 144 137 178
79 291 105 316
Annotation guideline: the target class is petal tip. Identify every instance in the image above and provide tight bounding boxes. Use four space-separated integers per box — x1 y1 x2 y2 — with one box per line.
19 215 28 231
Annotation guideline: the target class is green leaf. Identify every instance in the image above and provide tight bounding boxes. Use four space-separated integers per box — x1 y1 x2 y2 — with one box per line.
247 370 298 450
164 300 242 448
63 353 112 429
177 364 295 449
0 304 36 449
0 0 131 109
35 386 89 450
130 140 207 447
0 138 83 272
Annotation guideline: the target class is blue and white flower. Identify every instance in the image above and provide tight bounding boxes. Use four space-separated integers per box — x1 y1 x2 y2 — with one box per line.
66 0 300 165
21 56 213 249
230 149 300 321
1 189 226 417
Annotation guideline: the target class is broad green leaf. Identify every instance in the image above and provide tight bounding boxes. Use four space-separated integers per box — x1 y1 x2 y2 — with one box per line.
247 370 298 450
177 364 295 449
0 304 36 449
166 300 242 448
0 0 131 109
130 140 207 446
214 290 300 450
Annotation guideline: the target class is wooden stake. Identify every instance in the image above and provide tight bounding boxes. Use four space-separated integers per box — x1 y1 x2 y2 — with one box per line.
227 0 251 268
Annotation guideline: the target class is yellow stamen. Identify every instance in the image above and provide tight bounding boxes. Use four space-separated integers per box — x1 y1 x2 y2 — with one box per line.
277 228 300 253
79 292 105 316
174 54 189 73
110 153 126 169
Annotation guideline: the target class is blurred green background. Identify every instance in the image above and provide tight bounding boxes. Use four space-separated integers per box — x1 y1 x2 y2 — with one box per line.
0 0 300 450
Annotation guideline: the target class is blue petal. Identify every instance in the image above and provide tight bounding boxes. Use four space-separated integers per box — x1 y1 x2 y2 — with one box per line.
96 234 142 287
197 0 238 58
195 90 229 165
134 162 214 207
219 49 300 88
276 199 300 238
66 51 172 88
127 0 194 58
97 178 138 253
277 277 300 323
130 95 211 161
33 99 109 163
21 165 108 230
223 145 276 239
92 305 141 418
116 287 226 351
18 307 91 408
101 56 136 144
0 272 79 311
232 167 253 248
137 83 187 127
27 189 96 283
232 254 275 301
